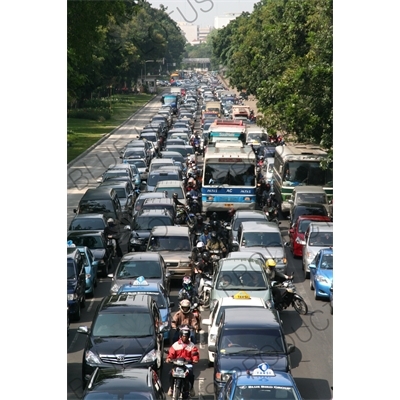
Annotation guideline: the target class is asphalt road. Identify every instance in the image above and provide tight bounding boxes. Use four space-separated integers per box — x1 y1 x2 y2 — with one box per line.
67 90 333 399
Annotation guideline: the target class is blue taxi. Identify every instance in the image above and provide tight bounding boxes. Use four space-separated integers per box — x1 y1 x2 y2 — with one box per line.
218 363 303 400
309 247 333 300
117 277 174 340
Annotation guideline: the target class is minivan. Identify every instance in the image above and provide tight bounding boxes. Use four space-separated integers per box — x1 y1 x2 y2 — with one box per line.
209 307 295 398
302 221 333 278
141 197 176 221
145 169 181 192
289 186 330 218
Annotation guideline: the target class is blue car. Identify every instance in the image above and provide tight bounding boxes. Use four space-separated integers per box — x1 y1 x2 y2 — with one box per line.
76 245 99 298
218 362 303 400
309 247 333 300
117 277 174 340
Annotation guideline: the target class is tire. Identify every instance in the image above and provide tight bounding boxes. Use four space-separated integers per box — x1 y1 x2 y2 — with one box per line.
292 296 308 315
172 380 180 400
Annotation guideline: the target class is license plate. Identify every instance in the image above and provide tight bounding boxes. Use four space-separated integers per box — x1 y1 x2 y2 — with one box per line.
224 203 233 207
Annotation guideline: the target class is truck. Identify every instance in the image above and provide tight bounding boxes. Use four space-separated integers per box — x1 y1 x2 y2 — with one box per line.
205 101 222 117
231 105 251 119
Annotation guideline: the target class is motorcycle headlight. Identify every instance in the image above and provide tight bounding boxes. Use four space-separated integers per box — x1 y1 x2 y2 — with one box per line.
67 293 77 301
142 349 158 363
110 283 120 294
85 350 101 365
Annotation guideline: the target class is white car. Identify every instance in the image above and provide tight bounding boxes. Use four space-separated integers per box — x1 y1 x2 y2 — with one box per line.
201 293 269 365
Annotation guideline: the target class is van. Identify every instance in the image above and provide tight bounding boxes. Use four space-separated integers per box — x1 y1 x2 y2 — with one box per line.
74 187 128 223
145 169 181 192
141 198 176 221
209 307 295 398
302 221 333 278
149 158 175 174
288 186 330 218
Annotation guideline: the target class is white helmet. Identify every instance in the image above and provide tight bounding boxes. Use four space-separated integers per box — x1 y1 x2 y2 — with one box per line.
196 242 205 249
107 218 114 224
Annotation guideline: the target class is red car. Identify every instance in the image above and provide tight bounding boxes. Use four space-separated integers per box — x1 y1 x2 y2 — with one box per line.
288 215 332 258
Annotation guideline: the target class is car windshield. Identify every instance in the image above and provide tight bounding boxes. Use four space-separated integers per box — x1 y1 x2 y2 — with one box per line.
103 171 129 180
116 261 162 279
284 161 333 186
297 193 327 204
320 253 333 269
247 133 260 141
241 232 282 247
233 217 265 230
113 188 127 199
79 200 113 215
68 235 104 249
148 236 191 251
204 163 255 186
133 216 172 230
124 149 146 158
92 313 154 337
69 218 105 230
129 160 146 169
67 261 76 279
216 270 267 290
233 385 300 400
219 328 285 354
309 232 333 247
298 220 313 233
141 134 157 142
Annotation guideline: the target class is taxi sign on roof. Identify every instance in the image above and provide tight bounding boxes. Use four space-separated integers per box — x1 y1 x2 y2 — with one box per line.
233 291 251 300
252 363 275 377
133 276 149 286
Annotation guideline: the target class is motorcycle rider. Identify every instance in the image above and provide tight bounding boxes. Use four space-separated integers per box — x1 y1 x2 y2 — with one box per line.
171 299 200 344
199 225 211 246
166 325 199 398
103 218 123 257
206 231 227 256
173 192 186 208
194 250 213 289
265 259 292 305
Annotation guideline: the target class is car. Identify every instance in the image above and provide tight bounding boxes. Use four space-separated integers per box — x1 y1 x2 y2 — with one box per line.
78 293 167 387
141 198 177 222
288 186 330 218
149 158 176 174
165 138 187 147
302 221 333 278
218 363 303 400
287 215 332 258
67 245 86 321
154 180 186 205
116 277 175 340
82 366 166 399
75 245 99 298
129 209 175 252
232 221 287 274
146 226 192 279
264 157 274 183
68 213 108 231
209 307 295 397
67 230 113 277
164 145 197 163
98 180 135 217
229 210 270 248
210 256 273 308
133 191 167 217
121 147 150 165
122 157 149 182
108 252 171 295
159 150 186 165
97 166 133 186
145 169 181 192
289 203 330 228
202 293 269 365
309 247 333 300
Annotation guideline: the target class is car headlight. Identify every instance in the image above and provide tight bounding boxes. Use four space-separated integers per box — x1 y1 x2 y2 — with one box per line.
130 238 142 244
180 262 190 268
67 293 78 301
306 251 314 261
316 276 330 284
276 258 287 264
85 350 101 365
295 237 305 245
209 334 216 344
110 283 120 294
215 372 231 382
142 349 158 363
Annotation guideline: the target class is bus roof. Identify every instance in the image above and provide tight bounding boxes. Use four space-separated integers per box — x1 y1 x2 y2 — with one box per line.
275 144 328 159
204 146 256 160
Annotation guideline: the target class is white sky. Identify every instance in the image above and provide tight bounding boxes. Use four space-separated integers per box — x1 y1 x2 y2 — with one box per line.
148 0 259 27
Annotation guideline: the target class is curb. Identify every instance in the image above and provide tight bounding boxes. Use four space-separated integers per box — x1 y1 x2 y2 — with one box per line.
67 93 160 168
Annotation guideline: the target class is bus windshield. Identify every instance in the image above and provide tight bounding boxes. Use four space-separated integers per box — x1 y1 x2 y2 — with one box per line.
283 161 333 187
204 163 255 186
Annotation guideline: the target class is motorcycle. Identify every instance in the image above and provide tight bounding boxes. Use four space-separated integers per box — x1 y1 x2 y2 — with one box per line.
169 357 193 400
106 235 116 258
197 272 213 310
271 275 308 315
265 206 280 225
209 249 223 269
175 206 196 228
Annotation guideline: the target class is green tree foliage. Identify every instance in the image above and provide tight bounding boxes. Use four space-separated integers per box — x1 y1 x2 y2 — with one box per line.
67 0 186 105
212 0 332 149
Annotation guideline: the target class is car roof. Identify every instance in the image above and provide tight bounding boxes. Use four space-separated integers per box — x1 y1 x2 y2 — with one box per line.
222 307 280 328
71 213 106 220
308 221 333 230
137 209 172 217
150 159 175 165
155 180 185 187
235 369 297 388
143 198 174 205
234 210 268 218
293 203 326 209
150 226 189 236
89 367 152 390
137 192 167 199
219 257 265 271
100 294 155 312
120 252 162 261
99 181 129 189
80 187 115 200
293 186 327 194
240 221 280 232
218 296 266 307
118 281 162 294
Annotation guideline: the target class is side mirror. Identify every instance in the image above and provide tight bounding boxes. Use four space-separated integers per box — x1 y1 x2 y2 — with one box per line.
309 264 316 271
73 208 77 214
96 178 102 183
77 326 89 335
284 242 290 247
107 273 114 278
208 345 216 353
287 344 295 354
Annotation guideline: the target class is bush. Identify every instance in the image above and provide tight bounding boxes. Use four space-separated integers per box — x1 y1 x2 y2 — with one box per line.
67 107 112 121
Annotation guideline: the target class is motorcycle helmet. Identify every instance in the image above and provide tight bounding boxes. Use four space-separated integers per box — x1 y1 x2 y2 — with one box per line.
173 193 179 199
266 259 276 268
196 215 203 223
196 241 205 250
202 250 210 262
179 324 191 337
211 212 217 221
188 177 195 184
210 231 217 240
179 299 191 314
107 218 114 225
203 225 210 233
182 276 193 292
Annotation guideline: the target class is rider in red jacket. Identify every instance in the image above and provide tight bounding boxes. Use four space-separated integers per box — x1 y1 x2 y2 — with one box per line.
166 326 199 398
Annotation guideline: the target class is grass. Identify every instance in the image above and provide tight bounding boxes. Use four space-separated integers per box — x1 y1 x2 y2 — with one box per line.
67 93 155 164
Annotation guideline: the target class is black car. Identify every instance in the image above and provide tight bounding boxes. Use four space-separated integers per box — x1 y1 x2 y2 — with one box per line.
82 366 166 399
78 293 167 388
129 209 175 252
67 230 112 277
67 247 86 321
289 202 330 227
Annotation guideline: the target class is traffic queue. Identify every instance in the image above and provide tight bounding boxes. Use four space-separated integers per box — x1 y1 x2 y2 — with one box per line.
67 70 333 399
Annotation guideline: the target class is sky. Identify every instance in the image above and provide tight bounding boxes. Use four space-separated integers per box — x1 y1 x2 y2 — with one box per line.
148 0 259 27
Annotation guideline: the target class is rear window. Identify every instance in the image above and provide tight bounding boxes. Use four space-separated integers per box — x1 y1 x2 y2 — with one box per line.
79 200 113 215
147 173 179 186
148 236 191 251
133 216 173 230
308 231 333 247
69 218 105 231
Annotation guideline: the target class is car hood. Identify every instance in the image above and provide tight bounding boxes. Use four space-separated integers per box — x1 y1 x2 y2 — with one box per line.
239 246 285 259
317 269 333 281
91 249 106 260
89 336 155 357
218 354 289 374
